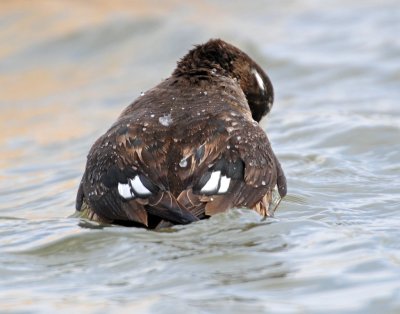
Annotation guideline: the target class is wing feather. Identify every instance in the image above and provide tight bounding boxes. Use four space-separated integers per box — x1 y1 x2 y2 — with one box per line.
76 104 286 226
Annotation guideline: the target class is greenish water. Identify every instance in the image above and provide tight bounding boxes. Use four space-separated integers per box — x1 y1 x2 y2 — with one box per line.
1 1 400 313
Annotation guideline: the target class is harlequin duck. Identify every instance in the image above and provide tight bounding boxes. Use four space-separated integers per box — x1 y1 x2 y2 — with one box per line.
75 39 287 229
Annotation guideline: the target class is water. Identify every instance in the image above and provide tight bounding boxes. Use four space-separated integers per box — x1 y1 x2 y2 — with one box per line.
1 1 400 313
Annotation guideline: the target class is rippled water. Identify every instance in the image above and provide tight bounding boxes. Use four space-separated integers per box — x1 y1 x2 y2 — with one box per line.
1 1 400 313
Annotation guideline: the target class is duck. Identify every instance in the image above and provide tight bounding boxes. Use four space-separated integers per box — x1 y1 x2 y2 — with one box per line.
75 38 287 229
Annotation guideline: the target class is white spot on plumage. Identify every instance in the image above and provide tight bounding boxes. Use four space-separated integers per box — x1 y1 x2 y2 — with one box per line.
179 157 188 168
252 69 265 91
218 175 231 194
118 182 134 199
200 171 221 193
130 176 152 195
159 114 173 127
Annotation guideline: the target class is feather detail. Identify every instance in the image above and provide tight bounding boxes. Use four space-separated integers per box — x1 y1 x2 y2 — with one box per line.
75 39 287 228
147 191 199 224
121 202 148 226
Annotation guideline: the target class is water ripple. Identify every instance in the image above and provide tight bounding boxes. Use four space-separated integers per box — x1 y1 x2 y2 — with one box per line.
1 0 400 312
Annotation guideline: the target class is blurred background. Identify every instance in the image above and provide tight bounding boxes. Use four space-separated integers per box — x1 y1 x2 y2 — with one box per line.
1 1 400 313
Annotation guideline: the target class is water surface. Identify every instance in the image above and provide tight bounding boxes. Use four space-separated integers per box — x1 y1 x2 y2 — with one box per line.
1 1 400 313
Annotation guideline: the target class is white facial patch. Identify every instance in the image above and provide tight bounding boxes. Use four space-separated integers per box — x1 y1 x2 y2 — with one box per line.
252 69 265 91
130 176 152 196
200 171 231 195
218 175 231 194
118 182 134 199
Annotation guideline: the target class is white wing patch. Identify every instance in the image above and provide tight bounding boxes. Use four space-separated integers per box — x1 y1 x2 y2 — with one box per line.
200 171 221 193
200 171 231 194
118 182 134 199
218 175 231 194
252 69 265 91
130 176 152 195
118 175 152 199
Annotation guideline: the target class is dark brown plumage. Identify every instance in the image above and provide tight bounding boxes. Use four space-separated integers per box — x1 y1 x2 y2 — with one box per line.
75 39 287 229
